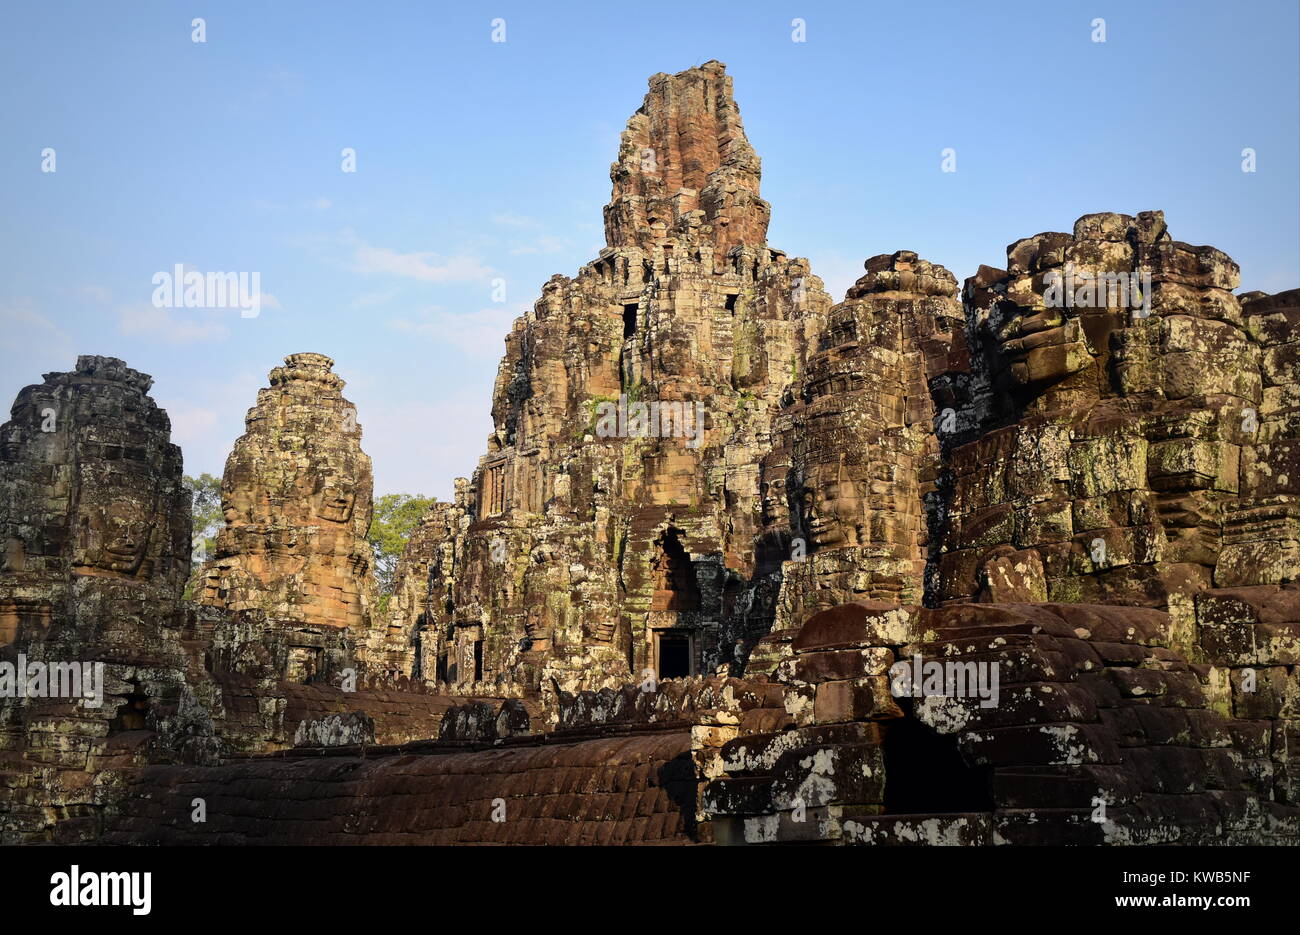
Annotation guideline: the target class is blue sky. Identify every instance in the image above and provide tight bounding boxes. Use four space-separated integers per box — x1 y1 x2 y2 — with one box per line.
2 0 1296 499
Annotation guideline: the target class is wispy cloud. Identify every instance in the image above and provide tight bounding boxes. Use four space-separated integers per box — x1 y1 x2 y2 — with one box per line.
117 304 228 344
0 302 72 354
167 404 219 446
349 234 493 284
509 235 567 255
350 288 398 309
151 369 266 479
389 305 523 357
490 212 542 229
352 389 495 500
490 213 568 254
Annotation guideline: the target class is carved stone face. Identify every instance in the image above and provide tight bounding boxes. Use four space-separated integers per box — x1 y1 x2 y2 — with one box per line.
74 494 154 576
0 425 23 461
525 605 542 637
988 300 1095 389
759 463 791 529
2 538 25 573
797 460 868 550
316 477 355 523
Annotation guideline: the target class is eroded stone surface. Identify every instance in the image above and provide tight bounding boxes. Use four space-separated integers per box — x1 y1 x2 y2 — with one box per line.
197 353 377 632
703 600 1300 845
931 218 1297 651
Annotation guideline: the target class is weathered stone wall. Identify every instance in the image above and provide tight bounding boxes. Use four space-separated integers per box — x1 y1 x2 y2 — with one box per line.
746 251 962 675
604 60 771 264
3 66 1296 848
362 491 467 681
102 668 787 846
704 600 1299 845
1228 289 1300 587
0 357 473 843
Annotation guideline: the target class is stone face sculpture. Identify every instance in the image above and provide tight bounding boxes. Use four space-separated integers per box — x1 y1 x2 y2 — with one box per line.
0 356 207 843
603 61 770 263
0 356 190 653
197 353 377 633
744 252 962 676
1225 289 1300 588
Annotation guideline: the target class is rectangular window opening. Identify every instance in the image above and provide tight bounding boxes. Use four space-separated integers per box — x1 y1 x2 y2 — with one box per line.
656 631 692 680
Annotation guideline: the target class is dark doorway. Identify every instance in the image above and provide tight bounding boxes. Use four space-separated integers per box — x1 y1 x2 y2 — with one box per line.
412 618 426 680
657 632 692 679
111 684 150 733
623 304 639 339
881 708 993 813
473 639 484 683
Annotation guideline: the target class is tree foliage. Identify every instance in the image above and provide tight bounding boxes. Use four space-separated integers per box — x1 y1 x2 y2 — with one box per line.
368 493 436 603
182 473 223 599
184 473 223 563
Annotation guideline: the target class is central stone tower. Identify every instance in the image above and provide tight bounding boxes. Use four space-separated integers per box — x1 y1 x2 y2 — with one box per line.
370 61 833 696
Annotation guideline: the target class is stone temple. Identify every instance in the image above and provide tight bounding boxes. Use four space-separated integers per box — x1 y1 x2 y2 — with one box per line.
1 62 1296 846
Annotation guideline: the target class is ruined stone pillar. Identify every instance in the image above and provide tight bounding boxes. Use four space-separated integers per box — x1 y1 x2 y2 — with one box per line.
198 353 377 633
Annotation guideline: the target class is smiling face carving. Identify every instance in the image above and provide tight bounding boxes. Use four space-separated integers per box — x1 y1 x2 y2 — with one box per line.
71 440 162 580
991 302 1096 388
796 458 869 550
976 224 1144 393
759 456 792 530
74 494 155 577
316 476 356 524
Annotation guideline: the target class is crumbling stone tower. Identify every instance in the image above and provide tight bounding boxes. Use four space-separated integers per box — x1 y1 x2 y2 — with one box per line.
198 353 377 649
364 494 466 680
0 356 207 843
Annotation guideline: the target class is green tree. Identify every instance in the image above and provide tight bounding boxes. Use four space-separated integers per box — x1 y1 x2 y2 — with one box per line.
183 473 223 598
368 493 436 610
185 473 223 560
